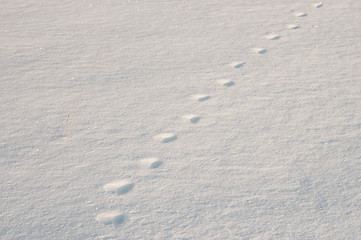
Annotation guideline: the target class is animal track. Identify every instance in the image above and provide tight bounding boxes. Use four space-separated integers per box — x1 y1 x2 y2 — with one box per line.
217 79 234 87
154 133 177 143
103 180 134 195
313 2 323 8
192 94 210 101
252 48 267 54
96 211 125 225
231 62 245 68
265 34 280 40
141 157 163 169
183 114 201 123
295 12 307 17
287 24 300 29
94 1 326 230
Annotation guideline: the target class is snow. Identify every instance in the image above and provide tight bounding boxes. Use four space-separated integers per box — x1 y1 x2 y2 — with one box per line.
314 3 323 9
154 133 178 143
191 94 211 102
294 11 308 17
252 47 267 54
231 62 246 69
96 211 125 225
140 157 163 169
287 24 301 30
103 180 134 195
1 0 361 239
217 79 235 87
265 33 281 40
182 115 201 124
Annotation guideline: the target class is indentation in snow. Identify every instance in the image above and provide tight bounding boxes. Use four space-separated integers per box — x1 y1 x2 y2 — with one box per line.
217 79 234 87
103 180 134 195
313 2 323 8
253 48 267 54
154 133 177 143
231 62 245 68
96 212 125 225
287 24 300 29
192 95 210 102
141 157 163 169
265 34 280 40
183 114 201 123
295 12 307 17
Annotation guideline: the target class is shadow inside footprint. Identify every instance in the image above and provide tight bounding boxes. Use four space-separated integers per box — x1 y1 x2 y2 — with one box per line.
141 158 163 169
232 62 245 68
295 12 307 17
287 24 300 29
96 212 126 226
113 215 126 225
314 3 323 8
103 180 134 195
253 48 267 54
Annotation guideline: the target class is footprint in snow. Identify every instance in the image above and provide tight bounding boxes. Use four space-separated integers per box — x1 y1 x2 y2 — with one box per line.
252 48 267 54
313 2 323 8
103 180 134 195
295 12 307 17
231 62 245 68
265 33 280 40
287 24 300 29
192 94 210 102
96 211 125 225
154 133 177 143
217 79 234 87
183 114 201 123
141 157 163 169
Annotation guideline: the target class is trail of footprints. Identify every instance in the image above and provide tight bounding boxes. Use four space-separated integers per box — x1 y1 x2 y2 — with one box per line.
96 2 323 226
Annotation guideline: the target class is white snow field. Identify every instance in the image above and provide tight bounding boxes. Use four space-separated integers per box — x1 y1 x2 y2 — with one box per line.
1 0 361 239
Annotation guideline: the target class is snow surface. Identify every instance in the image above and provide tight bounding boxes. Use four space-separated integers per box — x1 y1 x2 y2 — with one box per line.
1 0 361 239
103 180 134 195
